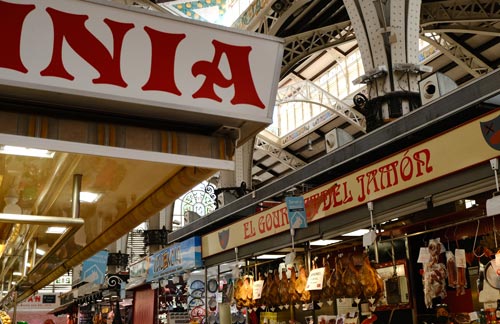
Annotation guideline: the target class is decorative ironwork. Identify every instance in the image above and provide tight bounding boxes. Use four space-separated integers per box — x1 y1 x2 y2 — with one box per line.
105 274 129 290
204 183 217 202
213 182 252 209
107 251 129 267
179 181 217 217
143 226 168 246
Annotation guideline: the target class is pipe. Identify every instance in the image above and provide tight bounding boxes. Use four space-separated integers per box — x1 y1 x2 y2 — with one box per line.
72 174 82 219
0 214 84 226
22 240 30 277
0 216 84 306
12 286 17 324
30 238 37 273
17 166 213 303
378 212 492 244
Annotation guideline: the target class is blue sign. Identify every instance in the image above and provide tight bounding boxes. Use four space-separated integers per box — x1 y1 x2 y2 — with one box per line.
285 196 307 229
147 236 202 282
81 250 109 284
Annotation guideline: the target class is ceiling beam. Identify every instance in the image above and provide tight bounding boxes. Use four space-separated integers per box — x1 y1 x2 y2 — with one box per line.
275 80 366 133
254 136 307 170
281 21 356 78
421 32 494 77
420 0 500 26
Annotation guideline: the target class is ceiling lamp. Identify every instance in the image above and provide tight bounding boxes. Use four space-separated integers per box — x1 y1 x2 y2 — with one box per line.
46 226 67 234
0 145 55 158
307 138 313 151
342 229 370 236
3 189 22 214
256 254 285 260
310 239 342 246
80 192 101 203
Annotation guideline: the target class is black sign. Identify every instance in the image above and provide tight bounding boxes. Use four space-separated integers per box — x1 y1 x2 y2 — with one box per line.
43 294 56 304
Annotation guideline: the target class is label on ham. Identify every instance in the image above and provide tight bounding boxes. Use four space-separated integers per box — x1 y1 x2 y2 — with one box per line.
455 249 466 268
417 247 431 263
305 267 325 290
253 280 264 299
216 292 223 303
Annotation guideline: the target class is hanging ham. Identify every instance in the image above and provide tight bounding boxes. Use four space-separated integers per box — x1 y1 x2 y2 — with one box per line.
321 256 334 301
288 266 300 304
278 268 290 306
296 265 311 302
331 256 346 298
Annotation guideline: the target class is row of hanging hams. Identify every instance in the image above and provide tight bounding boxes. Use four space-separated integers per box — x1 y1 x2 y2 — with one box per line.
257 265 311 308
234 274 255 308
233 252 384 309
329 253 384 301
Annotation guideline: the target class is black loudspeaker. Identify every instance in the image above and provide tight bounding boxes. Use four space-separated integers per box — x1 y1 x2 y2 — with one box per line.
272 0 288 12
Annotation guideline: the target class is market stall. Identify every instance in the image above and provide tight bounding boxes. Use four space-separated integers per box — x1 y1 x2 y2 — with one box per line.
193 109 500 324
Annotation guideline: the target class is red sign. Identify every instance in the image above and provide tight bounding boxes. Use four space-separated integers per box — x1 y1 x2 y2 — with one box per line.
203 110 500 257
0 0 283 136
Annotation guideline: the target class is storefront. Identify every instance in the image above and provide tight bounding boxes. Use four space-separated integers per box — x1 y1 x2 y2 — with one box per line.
0 0 284 312
173 84 500 324
143 236 203 324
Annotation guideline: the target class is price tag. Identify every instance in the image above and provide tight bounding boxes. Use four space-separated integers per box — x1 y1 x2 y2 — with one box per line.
417 247 431 263
252 280 264 300
455 249 466 268
305 267 325 290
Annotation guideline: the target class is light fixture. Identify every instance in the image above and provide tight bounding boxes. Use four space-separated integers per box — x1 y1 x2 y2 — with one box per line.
36 248 46 256
310 239 342 246
256 254 285 260
46 226 67 234
352 65 388 85
393 63 433 73
3 190 22 214
342 229 370 236
80 192 101 203
307 138 313 151
465 199 477 209
13 272 22 276
0 145 55 158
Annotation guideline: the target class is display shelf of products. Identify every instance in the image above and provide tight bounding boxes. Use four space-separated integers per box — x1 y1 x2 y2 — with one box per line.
159 311 190 324
0 311 11 324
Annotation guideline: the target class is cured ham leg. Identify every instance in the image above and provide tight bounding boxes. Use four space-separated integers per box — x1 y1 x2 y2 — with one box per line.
279 268 290 305
288 267 300 304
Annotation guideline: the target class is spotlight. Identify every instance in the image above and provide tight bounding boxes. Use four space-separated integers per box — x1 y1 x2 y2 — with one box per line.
307 138 313 151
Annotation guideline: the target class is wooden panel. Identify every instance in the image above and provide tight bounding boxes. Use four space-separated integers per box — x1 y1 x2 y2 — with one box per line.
133 288 156 324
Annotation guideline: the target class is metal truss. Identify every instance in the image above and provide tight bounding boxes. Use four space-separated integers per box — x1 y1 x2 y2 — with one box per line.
420 0 500 26
277 0 498 77
421 32 493 77
254 80 365 171
281 21 356 77
254 136 307 170
423 21 500 37
251 6 283 35
109 0 173 14
276 80 367 133
238 0 313 35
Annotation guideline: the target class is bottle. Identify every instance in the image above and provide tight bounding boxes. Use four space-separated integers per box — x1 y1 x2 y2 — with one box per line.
496 300 500 323
490 307 497 324
479 308 486 324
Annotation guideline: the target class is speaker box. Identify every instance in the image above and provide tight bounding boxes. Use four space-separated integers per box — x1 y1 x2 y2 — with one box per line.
419 72 457 105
